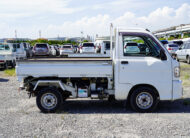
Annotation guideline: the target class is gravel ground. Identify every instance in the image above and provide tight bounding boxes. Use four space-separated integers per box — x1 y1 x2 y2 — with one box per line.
0 73 190 137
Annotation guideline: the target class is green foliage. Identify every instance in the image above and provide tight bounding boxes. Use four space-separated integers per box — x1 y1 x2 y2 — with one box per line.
83 40 89 42
168 36 175 40
159 38 166 41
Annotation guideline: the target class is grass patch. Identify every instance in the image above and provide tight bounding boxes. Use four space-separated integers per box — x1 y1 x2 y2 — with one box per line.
4 68 16 76
180 63 190 86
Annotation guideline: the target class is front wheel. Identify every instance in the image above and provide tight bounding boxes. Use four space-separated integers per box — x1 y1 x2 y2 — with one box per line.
130 87 159 112
36 88 63 113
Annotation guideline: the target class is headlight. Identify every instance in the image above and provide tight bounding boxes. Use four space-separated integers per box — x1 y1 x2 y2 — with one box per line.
174 66 180 77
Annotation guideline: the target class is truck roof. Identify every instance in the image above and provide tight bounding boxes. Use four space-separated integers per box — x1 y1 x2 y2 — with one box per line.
117 27 150 34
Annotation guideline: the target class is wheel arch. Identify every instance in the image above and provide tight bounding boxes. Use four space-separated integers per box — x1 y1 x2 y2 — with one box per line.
127 84 160 101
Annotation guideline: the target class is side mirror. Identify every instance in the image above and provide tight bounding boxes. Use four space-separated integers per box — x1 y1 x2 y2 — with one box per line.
160 49 167 60
179 47 182 50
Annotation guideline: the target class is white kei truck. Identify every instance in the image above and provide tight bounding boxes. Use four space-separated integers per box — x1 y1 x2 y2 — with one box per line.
16 27 183 113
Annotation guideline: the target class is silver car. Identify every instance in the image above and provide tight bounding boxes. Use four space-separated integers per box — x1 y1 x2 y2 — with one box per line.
79 43 96 53
33 43 50 56
166 44 179 56
176 42 190 64
60 45 74 55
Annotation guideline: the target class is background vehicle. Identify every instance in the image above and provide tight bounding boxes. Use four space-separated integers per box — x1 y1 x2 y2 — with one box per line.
165 44 179 56
73 45 79 53
32 43 50 56
16 28 182 113
10 43 26 60
54 45 60 56
0 43 16 69
95 40 110 55
60 45 74 55
79 42 96 53
124 42 140 53
21 42 33 58
50 45 57 56
176 42 190 64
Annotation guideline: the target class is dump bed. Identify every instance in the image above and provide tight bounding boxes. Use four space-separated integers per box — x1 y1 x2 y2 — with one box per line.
16 58 113 79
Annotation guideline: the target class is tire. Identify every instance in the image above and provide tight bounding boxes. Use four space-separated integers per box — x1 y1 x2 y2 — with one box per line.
130 87 159 113
187 56 190 64
36 88 63 113
176 55 179 62
4 62 8 70
11 60 16 68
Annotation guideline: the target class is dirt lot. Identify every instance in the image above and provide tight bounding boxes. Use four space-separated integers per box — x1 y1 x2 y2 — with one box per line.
0 63 190 138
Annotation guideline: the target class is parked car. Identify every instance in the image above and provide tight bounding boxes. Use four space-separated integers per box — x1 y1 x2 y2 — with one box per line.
73 45 79 53
54 45 60 56
176 42 190 64
32 43 50 56
21 42 33 58
124 42 140 54
60 45 74 55
0 43 16 69
50 45 57 56
9 43 26 60
165 44 179 56
160 40 168 46
79 42 96 53
95 40 110 55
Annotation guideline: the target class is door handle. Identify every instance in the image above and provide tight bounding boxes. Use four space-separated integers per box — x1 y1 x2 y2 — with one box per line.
121 61 128 64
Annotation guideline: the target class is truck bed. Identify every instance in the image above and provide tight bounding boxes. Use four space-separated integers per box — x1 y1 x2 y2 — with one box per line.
16 57 113 79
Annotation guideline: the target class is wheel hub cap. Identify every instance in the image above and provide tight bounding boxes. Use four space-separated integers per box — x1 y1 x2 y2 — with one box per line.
136 92 153 109
41 93 57 110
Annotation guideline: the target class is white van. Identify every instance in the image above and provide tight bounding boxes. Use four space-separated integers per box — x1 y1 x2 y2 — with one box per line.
0 43 16 69
10 43 26 60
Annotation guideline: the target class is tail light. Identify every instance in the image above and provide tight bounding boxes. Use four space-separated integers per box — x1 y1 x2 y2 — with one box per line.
168 48 173 50
0 60 4 63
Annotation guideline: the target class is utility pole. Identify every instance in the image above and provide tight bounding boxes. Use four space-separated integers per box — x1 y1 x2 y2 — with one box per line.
39 30 41 38
15 30 17 39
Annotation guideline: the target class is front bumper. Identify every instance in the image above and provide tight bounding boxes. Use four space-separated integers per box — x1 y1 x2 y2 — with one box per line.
172 80 183 100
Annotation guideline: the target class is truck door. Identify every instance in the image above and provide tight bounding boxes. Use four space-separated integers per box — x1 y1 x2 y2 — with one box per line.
116 33 173 100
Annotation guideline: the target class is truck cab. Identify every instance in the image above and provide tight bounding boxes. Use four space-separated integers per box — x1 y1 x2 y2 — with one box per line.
16 28 183 113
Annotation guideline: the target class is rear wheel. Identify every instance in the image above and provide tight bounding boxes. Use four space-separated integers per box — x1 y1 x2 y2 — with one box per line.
130 87 159 112
36 88 63 113
187 56 190 64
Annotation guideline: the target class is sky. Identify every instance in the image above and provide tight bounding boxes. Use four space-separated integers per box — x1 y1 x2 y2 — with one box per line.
0 0 190 39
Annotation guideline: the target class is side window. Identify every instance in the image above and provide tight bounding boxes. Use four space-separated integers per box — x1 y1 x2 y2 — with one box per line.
5 45 10 50
123 35 160 57
17 44 20 49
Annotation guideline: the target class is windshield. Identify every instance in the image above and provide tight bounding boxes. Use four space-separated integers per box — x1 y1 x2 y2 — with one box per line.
62 45 72 48
36 44 48 48
168 44 178 47
0 44 10 50
83 43 94 47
